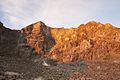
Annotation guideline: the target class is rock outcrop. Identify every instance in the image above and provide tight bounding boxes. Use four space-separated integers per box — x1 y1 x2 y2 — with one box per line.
48 21 120 63
21 21 55 55
0 21 120 63
0 22 20 56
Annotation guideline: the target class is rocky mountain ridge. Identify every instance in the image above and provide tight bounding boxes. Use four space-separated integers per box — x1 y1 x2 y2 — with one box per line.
0 21 120 63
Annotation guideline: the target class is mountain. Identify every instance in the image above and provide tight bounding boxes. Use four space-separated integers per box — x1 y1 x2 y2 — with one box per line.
0 21 120 63
0 21 120 80
48 21 120 63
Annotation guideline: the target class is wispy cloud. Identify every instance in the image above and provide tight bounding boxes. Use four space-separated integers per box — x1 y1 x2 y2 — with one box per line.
0 0 120 29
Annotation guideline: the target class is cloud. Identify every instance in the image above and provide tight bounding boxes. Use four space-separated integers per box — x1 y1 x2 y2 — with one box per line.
39 0 103 27
0 0 120 29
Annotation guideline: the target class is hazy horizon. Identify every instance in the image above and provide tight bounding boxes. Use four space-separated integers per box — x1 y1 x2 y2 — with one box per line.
0 0 120 29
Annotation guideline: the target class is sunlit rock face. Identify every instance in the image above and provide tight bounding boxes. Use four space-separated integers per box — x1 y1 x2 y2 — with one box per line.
21 21 55 55
1 21 120 63
48 21 120 63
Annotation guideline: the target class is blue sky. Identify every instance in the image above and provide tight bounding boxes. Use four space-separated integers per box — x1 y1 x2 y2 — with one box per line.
0 0 120 29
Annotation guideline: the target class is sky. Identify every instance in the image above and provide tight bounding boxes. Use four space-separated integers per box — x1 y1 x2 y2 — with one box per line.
0 0 120 29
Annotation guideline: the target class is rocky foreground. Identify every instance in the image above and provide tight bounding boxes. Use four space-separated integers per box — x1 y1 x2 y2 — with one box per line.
0 21 120 80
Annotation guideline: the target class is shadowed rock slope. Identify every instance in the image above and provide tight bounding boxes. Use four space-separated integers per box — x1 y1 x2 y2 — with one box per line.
0 22 20 56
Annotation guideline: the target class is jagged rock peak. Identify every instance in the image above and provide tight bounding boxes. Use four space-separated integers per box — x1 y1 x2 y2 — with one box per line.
20 21 55 54
86 21 98 25
21 21 47 35
85 21 104 27
78 21 115 29
23 21 46 29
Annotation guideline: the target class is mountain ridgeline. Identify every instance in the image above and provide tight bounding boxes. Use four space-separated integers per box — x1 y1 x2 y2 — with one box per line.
0 21 120 63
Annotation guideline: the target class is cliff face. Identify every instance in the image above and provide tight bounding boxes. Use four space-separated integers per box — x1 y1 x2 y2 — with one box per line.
0 21 120 63
48 21 120 63
21 21 55 55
